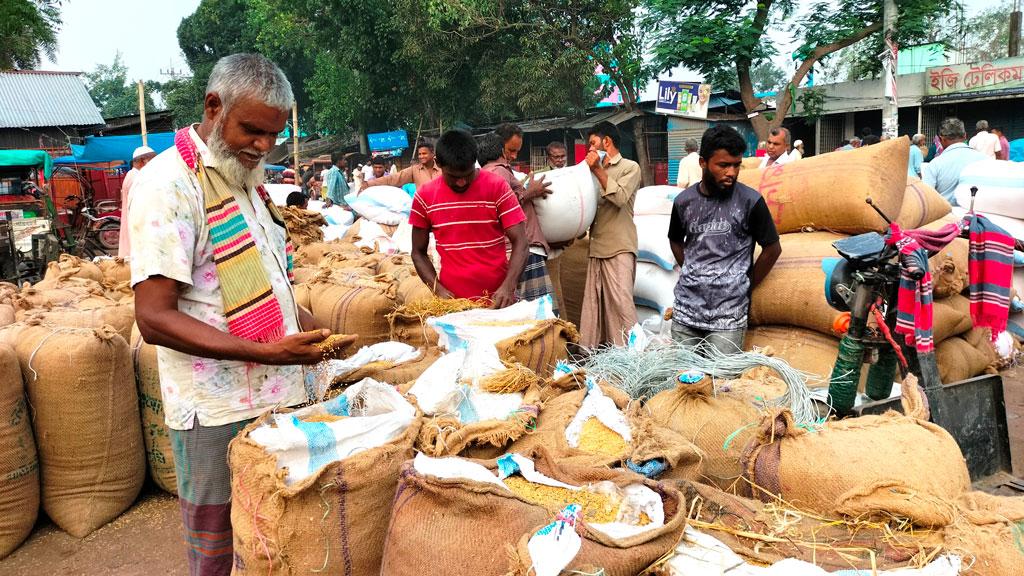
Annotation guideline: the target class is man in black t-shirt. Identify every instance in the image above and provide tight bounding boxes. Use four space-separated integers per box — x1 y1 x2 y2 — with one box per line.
667 126 782 354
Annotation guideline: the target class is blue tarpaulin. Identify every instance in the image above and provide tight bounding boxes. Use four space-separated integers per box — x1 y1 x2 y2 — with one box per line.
367 130 408 152
54 132 176 165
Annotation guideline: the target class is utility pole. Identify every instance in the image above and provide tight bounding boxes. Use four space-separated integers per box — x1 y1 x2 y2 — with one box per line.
880 0 899 139
137 80 148 147
291 103 300 172
1010 0 1022 57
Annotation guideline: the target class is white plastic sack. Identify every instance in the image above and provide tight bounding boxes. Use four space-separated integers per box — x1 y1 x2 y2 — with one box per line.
634 261 677 314
321 204 355 226
635 213 675 270
634 185 678 216
427 294 556 352
345 185 412 225
265 183 302 206
354 220 400 254
248 379 416 485
322 223 351 242
954 159 1024 219
532 163 600 243
662 527 960 576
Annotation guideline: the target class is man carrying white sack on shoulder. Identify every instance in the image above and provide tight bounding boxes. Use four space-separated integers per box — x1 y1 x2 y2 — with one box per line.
128 53 355 576
668 125 781 356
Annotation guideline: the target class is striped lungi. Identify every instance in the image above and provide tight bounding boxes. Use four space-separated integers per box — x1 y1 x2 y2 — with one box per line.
517 252 560 316
170 418 253 576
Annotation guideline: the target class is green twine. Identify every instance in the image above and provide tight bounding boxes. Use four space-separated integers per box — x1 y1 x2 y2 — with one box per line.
722 423 756 451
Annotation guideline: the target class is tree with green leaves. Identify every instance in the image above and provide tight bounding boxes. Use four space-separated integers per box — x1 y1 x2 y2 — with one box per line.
963 1 1017 63
84 53 159 118
646 0 960 141
0 0 62 70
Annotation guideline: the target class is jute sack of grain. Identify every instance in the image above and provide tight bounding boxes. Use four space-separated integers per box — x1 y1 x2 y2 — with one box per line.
290 266 318 285
40 254 104 285
741 156 762 170
894 177 952 229
230 383 422 576
101 279 134 303
96 257 131 285
381 448 687 576
662 480 946 573
11 320 145 537
750 231 847 335
294 241 358 266
922 216 969 298
129 325 177 495
744 326 839 382
935 329 998 383
293 282 312 311
395 273 433 306
737 137 909 234
416 383 543 458
0 298 13 327
331 346 444 388
27 299 135 345
321 250 386 272
933 294 972 342
506 379 704 478
0 343 39 559
646 377 768 491
740 409 970 526
377 254 414 275
281 205 326 246
494 318 578 377
12 278 106 314
309 274 399 350
943 491 1024 576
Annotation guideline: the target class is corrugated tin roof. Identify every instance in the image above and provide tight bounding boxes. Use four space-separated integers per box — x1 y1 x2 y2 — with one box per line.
570 108 644 129
0 71 105 129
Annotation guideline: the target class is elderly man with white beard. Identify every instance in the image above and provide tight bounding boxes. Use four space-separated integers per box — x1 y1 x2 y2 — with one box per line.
129 53 355 576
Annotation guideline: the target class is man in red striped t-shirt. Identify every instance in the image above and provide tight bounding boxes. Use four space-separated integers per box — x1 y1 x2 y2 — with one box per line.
409 129 529 307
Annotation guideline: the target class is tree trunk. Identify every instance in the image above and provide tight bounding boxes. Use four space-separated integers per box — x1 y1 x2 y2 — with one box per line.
632 118 653 187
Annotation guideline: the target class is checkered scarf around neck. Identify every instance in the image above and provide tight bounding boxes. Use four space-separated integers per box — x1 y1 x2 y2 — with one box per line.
174 127 295 343
885 223 934 354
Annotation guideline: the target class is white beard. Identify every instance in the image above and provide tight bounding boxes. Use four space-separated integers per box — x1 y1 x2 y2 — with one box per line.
207 120 266 191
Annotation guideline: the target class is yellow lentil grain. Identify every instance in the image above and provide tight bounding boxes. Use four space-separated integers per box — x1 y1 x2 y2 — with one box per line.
503 476 620 524
576 417 629 457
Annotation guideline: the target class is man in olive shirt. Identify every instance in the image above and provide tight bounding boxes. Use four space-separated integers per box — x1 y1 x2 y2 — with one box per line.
581 121 640 347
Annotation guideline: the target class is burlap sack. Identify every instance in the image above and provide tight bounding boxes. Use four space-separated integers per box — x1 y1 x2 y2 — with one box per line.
0 343 39 559
944 491 1024 576
12 278 106 314
27 299 135 344
936 330 998 383
293 282 312 311
744 326 839 382
40 254 104 285
309 275 400 350
506 379 704 478
332 346 444 388
321 250 386 272
740 156 763 170
741 409 970 527
0 300 13 327
101 279 134 302
377 254 414 275
495 318 578 377
395 273 434 306
737 137 909 234
229 409 422 576
11 321 145 537
750 231 847 335
96 257 131 285
666 480 945 572
129 325 177 495
416 384 543 458
894 177 952 229
380 448 687 576
290 266 318 285
922 216 969 298
646 378 767 491
294 241 359 266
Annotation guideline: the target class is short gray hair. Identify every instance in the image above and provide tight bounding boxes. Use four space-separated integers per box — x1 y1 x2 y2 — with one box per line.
206 53 293 113
683 138 699 153
769 126 791 146
912 133 925 145
975 119 989 132
939 118 967 140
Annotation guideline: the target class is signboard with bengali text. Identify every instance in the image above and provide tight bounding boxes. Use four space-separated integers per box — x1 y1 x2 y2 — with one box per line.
926 57 1024 96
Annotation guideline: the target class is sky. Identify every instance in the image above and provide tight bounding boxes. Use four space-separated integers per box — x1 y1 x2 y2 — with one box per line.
41 0 996 92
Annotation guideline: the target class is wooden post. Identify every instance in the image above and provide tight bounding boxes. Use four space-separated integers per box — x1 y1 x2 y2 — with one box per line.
292 103 300 172
137 80 148 146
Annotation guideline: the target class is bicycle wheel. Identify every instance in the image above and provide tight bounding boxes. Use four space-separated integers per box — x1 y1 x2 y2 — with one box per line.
95 221 121 252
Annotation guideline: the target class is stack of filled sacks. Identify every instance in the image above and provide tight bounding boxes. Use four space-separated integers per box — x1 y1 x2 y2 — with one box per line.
0 316 144 540
229 379 422 575
632 185 680 325
381 448 688 576
404 295 578 457
736 138 997 384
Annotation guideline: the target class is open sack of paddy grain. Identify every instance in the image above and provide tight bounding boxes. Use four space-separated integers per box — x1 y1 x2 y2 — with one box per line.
129 324 177 495
0 319 144 538
230 379 421 576
740 405 970 527
506 366 703 479
0 343 39 560
531 162 600 243
307 341 442 399
380 449 686 576
652 479 955 575
407 295 576 456
737 137 910 234
308 268 399 350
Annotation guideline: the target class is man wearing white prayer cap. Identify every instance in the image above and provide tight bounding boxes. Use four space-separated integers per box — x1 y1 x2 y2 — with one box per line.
118 145 157 257
789 139 804 161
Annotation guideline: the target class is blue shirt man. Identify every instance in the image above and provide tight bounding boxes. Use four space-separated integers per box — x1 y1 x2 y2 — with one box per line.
908 144 923 178
323 154 350 208
923 142 986 205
